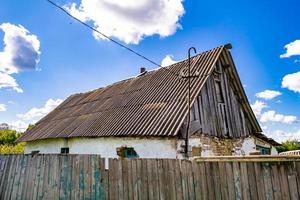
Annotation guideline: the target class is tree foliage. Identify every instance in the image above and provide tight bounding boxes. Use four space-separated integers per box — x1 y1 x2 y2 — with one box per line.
276 140 300 153
0 129 25 154
0 129 20 145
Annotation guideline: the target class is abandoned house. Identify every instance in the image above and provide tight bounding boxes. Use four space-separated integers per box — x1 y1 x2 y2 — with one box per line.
19 44 278 158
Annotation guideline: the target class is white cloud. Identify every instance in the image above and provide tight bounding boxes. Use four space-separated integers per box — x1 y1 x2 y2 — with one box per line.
161 55 178 67
8 98 63 132
255 90 281 100
0 23 41 93
0 72 23 93
8 120 29 132
64 0 185 44
260 110 297 124
282 71 300 93
17 99 63 121
0 23 41 74
264 129 300 143
0 104 6 112
280 40 300 58
250 100 267 116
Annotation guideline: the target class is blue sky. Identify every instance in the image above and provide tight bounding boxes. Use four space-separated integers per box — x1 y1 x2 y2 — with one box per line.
0 0 300 142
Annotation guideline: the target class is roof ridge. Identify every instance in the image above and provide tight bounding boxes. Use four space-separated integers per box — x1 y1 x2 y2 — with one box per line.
69 44 228 98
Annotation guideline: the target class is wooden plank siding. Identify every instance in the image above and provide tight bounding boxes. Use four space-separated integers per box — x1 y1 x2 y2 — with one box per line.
1 154 300 199
184 57 252 139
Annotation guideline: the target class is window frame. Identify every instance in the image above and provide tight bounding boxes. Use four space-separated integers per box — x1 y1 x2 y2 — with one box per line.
60 147 70 154
256 145 271 155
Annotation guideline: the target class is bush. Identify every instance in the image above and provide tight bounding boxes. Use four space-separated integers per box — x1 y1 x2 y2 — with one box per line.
0 142 25 154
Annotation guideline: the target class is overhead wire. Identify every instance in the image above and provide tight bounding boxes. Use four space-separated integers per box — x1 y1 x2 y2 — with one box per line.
45 0 221 157
46 0 184 79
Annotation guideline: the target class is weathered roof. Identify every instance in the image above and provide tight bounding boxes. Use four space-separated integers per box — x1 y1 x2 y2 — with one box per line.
19 44 260 142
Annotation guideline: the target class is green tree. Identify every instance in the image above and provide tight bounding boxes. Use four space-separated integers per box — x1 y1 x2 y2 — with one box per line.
276 140 300 153
0 129 25 154
0 129 18 145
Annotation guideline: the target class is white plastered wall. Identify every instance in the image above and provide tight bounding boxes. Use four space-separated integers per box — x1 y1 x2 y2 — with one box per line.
24 138 67 154
24 135 278 158
25 137 180 158
238 137 257 155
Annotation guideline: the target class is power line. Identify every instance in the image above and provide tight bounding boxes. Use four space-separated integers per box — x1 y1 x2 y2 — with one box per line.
46 0 183 78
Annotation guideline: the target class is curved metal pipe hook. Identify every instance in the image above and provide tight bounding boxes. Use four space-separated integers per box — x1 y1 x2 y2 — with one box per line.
188 47 197 62
185 47 197 157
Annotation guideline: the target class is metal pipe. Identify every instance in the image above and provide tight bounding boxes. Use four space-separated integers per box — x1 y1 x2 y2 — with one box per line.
185 47 197 157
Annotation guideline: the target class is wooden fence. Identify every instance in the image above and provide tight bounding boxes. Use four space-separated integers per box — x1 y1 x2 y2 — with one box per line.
1 154 300 200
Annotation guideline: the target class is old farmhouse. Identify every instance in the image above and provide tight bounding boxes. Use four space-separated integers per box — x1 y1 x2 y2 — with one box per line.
19 44 278 158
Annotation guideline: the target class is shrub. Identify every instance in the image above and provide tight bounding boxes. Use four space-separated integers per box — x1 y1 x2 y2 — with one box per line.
0 142 25 154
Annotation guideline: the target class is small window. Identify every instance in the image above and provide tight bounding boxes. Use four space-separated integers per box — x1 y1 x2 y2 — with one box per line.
125 148 138 158
61 147 69 154
117 147 139 158
256 145 270 155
